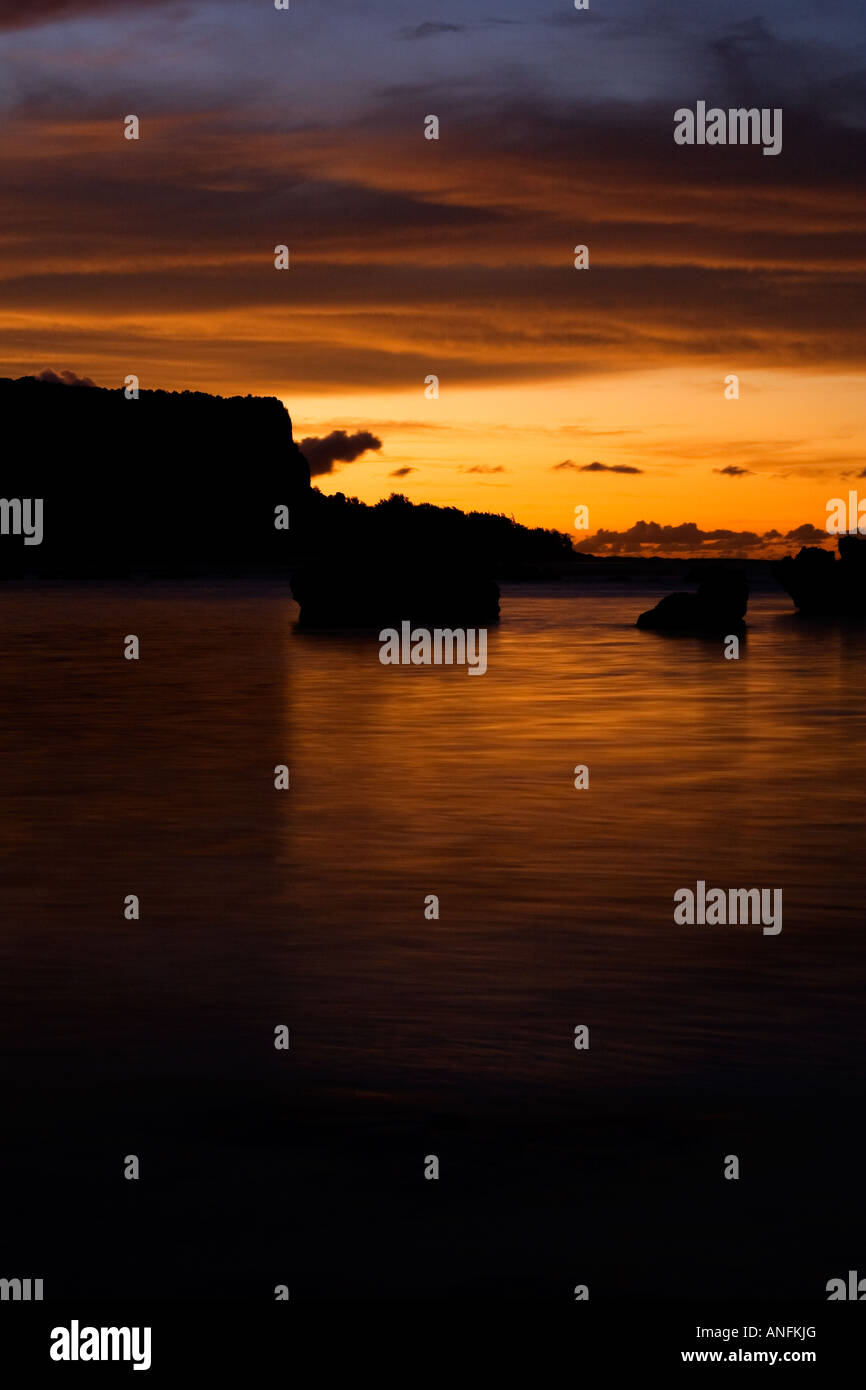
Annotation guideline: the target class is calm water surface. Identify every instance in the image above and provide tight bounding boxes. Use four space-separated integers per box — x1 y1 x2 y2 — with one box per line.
1 580 863 1114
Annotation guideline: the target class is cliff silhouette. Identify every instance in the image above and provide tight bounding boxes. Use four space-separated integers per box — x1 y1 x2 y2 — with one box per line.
0 375 309 578
0 377 574 623
10 375 801 626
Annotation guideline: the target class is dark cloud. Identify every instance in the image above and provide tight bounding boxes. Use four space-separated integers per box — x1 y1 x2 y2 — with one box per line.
462 464 507 474
578 460 644 474
553 458 643 474
577 519 766 555
401 22 466 40
575 518 838 556
1 77 864 397
714 465 753 476
784 523 828 545
299 428 382 477
33 367 97 387
0 0 174 30
389 466 415 477
4 243 861 394
1 9 863 419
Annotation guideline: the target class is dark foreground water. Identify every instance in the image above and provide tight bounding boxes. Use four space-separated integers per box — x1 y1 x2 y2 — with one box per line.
0 580 863 1298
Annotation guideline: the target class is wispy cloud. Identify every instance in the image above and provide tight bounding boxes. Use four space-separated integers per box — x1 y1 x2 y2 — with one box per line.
554 459 643 474
0 0 174 31
400 22 466 40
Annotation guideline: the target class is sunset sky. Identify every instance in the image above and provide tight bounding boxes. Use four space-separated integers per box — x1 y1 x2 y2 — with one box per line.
1 0 863 553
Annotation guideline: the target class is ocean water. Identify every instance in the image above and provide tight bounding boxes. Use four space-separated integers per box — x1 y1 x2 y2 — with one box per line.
1 578 863 1101
0 578 863 1296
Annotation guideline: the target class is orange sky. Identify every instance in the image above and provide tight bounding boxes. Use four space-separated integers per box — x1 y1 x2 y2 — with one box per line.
0 3 863 553
286 370 864 546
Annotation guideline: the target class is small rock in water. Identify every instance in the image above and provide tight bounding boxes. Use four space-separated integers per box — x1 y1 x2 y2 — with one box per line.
636 567 748 633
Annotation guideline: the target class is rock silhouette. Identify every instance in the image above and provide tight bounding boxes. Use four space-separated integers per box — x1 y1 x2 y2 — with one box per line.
772 534 866 616
0 375 309 578
636 566 749 633
288 491 571 626
0 376 570 626
291 560 500 628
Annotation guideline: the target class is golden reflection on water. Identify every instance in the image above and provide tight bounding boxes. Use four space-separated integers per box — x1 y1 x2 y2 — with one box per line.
284 583 865 1107
0 581 863 1114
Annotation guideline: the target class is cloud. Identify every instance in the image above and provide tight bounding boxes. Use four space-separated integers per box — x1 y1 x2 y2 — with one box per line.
32 367 97 387
574 518 834 557
0 0 173 31
578 460 644 474
783 523 828 545
553 458 643 474
299 428 382 477
0 0 863 457
389 466 415 477
401 22 466 40
462 464 507 474
1 82 864 398
714 465 754 476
